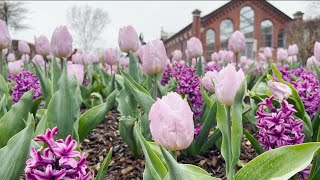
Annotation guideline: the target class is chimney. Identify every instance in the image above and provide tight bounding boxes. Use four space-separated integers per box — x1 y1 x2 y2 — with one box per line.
293 11 304 23
192 9 202 39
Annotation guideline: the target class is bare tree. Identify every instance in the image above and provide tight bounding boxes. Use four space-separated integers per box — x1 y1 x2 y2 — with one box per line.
305 1 320 19
67 5 110 52
0 1 30 31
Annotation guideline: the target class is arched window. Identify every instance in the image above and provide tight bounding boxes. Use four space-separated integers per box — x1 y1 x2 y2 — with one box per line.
260 20 273 47
277 30 286 48
206 29 215 60
220 19 234 49
240 6 254 38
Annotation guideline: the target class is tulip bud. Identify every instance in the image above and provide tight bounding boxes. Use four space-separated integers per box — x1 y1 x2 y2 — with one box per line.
288 44 298 56
82 54 92 65
7 53 15 62
51 26 73 58
202 71 217 93
118 25 139 53
21 54 30 63
72 53 83 64
104 48 117 65
134 44 144 60
8 60 24 76
185 49 190 59
267 81 292 100
187 37 203 58
258 53 267 62
142 39 167 74
2 48 8 55
32 54 45 67
149 92 194 150
306 56 320 69
0 20 11 49
263 47 272 59
277 48 288 62
18 40 30 54
213 64 245 106
67 64 84 85
34 35 51 56
228 30 245 53
92 54 100 64
172 50 182 61
314 42 320 62
119 57 129 68
211 52 218 62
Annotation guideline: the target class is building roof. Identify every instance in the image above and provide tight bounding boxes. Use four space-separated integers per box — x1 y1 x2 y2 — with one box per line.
164 0 293 44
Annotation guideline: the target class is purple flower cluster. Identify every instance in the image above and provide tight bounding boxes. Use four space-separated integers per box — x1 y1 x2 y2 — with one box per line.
26 127 91 180
256 96 304 151
194 123 202 138
176 66 203 120
278 66 320 119
10 70 42 104
204 63 221 73
161 64 172 86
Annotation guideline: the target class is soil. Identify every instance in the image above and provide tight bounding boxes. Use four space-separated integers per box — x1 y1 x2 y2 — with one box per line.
80 110 258 180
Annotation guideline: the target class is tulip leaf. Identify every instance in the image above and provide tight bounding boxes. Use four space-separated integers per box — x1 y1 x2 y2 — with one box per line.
0 90 33 148
46 60 82 139
0 74 9 99
196 57 203 77
0 95 7 118
178 164 220 180
134 122 167 180
0 115 34 180
50 57 61 93
96 147 113 180
235 142 320 180
116 88 135 117
119 116 141 157
128 51 140 83
32 61 52 107
160 146 187 180
243 128 264 154
78 90 117 142
313 63 320 85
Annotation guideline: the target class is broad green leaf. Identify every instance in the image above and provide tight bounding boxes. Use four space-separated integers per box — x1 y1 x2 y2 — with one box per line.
0 74 9 99
0 90 33 148
0 115 34 179
243 128 264 154
236 143 320 180
116 88 135 117
46 60 82 139
196 57 203 77
128 51 140 83
119 116 141 157
160 146 186 180
140 113 152 141
134 122 167 180
32 62 52 107
0 95 7 118
78 90 117 142
50 57 61 93
200 129 222 153
96 147 113 180
179 164 220 180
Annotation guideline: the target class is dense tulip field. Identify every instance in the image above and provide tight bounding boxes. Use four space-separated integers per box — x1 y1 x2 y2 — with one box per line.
0 16 319 180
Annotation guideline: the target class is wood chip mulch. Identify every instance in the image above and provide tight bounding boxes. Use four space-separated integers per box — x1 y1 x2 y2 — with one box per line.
80 110 258 180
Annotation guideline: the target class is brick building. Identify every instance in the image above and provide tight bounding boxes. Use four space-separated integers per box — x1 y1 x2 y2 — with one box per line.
161 0 301 61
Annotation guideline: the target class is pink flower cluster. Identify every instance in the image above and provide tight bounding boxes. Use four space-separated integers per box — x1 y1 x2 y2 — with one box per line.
26 127 91 180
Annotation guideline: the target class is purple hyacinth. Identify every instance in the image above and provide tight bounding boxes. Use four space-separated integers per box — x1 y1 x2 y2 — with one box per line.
194 123 202 138
26 127 91 180
204 63 221 73
256 96 304 151
161 64 172 86
10 70 42 104
176 66 203 120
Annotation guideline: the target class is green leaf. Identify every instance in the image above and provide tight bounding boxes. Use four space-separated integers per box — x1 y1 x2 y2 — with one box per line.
32 61 52 107
134 122 167 179
243 128 264 154
160 146 186 180
51 57 62 93
0 74 9 99
116 88 135 117
0 95 7 118
179 164 220 180
119 116 141 157
128 51 140 83
96 147 113 180
46 60 82 139
196 57 203 77
0 90 33 148
236 142 320 180
0 115 35 179
78 90 117 142
313 62 320 85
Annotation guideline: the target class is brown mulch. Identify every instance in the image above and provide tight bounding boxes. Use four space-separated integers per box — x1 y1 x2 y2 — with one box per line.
80 110 258 179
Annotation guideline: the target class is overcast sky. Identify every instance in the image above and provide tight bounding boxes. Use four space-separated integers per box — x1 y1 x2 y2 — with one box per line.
12 1 315 52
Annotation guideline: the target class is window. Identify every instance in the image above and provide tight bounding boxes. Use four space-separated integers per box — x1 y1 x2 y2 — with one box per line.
240 6 254 39
220 19 234 49
206 29 215 60
260 20 273 47
277 30 286 48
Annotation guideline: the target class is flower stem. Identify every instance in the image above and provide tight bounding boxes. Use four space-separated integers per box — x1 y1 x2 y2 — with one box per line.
235 52 239 70
153 74 158 100
0 50 2 77
226 106 235 180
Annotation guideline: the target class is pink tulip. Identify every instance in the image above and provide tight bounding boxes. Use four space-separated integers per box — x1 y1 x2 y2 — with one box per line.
134 44 144 60
32 54 45 67
228 30 245 53
267 81 292 100
0 20 11 49
72 53 83 64
67 64 84 85
8 60 24 76
185 49 190 59
277 48 288 62
149 92 194 150
104 48 117 65
21 54 30 63
202 71 217 93
221 51 234 63
258 53 267 62
92 54 100 64
172 50 182 61
314 42 320 62
2 48 8 55
7 53 15 62
287 55 297 63
82 54 92 65
119 57 129 68
34 35 51 56
212 64 245 106
142 39 167 74
105 64 118 75
307 56 320 69
118 25 139 53
187 37 203 58
18 40 30 54
51 26 73 58
288 44 298 56
211 52 218 62
263 47 272 59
